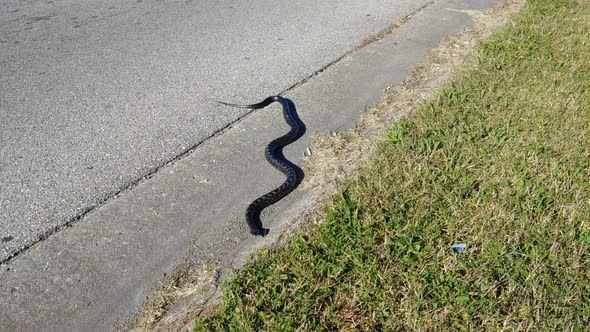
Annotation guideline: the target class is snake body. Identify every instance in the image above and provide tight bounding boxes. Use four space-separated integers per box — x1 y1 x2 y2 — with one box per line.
219 96 300 236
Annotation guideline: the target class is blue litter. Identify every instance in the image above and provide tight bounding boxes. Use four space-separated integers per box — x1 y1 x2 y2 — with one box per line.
450 243 467 252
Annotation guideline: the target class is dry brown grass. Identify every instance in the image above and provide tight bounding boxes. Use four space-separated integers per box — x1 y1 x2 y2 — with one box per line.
126 264 218 332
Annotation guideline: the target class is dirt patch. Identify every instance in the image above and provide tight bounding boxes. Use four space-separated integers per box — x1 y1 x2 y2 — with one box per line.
126 264 219 332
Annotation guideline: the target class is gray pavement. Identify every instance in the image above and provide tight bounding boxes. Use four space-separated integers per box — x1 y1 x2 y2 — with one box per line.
0 0 498 330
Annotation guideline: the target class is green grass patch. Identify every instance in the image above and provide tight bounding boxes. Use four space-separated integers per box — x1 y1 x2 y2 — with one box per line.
197 0 590 330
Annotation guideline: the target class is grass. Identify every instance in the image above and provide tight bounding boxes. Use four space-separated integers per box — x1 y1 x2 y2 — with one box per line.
196 0 590 330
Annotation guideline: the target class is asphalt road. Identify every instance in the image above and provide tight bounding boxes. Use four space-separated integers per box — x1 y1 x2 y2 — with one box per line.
0 0 431 262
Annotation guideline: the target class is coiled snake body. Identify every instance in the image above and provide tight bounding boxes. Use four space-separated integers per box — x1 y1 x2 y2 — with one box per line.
219 96 300 236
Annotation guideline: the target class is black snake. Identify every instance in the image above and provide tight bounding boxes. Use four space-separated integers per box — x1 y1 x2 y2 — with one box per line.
219 96 300 236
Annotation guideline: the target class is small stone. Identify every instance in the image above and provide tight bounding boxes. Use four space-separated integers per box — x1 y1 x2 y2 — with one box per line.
304 148 312 156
